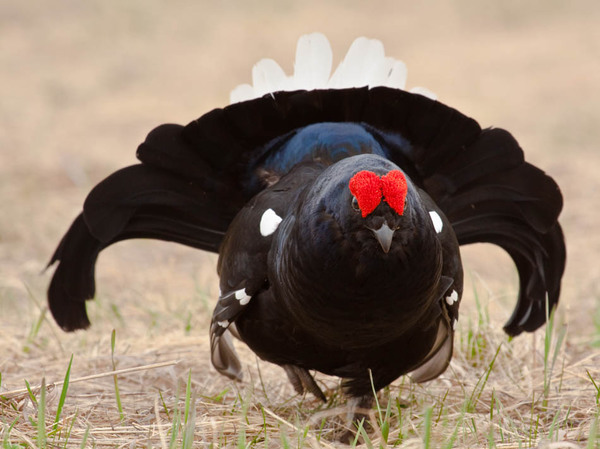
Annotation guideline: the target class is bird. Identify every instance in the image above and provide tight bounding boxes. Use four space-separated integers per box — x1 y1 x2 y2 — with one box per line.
47 33 565 422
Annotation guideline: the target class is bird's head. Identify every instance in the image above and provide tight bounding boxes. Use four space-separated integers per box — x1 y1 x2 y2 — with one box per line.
290 154 441 293
348 168 408 253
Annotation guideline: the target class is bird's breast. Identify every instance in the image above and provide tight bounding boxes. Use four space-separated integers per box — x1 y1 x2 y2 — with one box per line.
268 224 443 348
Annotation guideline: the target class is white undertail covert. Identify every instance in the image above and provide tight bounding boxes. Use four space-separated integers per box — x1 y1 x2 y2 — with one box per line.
230 33 436 104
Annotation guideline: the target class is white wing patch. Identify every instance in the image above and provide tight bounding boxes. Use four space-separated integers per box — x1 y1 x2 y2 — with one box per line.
429 211 443 234
234 288 251 305
260 208 282 237
445 289 458 306
230 33 436 104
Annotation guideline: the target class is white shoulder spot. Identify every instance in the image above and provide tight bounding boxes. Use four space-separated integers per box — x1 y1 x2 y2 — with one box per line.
445 290 458 306
234 288 251 305
260 208 283 237
429 211 443 233
217 320 229 328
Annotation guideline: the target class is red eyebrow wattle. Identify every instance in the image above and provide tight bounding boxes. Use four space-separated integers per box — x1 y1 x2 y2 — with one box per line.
349 170 381 217
381 170 407 215
349 170 407 217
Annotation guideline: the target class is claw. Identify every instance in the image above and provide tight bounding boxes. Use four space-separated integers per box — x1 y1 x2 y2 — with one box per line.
283 365 327 402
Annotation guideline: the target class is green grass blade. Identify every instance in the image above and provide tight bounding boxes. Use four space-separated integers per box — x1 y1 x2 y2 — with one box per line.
586 412 598 449
22 285 47 354
168 406 180 449
3 417 20 448
52 354 73 433
181 370 196 449
279 429 290 449
169 381 181 449
37 377 47 449
110 329 125 421
79 426 90 449
587 370 600 405
367 369 383 423
183 369 192 425
468 343 502 411
543 305 567 407
237 427 247 449
61 409 78 449
357 419 374 449
158 389 171 420
256 358 270 405
24 379 38 406
423 406 433 449
442 405 466 449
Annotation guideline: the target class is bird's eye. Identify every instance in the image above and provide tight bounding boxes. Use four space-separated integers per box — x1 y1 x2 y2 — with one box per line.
351 196 360 212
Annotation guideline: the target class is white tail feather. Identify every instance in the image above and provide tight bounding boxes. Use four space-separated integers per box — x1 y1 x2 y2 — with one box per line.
383 60 408 89
229 83 255 104
229 33 435 104
252 58 287 98
365 56 398 89
329 37 385 88
293 32 332 91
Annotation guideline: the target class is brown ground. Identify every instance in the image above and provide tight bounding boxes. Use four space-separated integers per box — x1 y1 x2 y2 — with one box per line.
1 0 599 447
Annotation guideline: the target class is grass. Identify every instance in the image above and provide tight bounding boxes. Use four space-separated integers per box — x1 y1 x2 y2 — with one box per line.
1 277 599 447
110 330 125 422
51 354 72 435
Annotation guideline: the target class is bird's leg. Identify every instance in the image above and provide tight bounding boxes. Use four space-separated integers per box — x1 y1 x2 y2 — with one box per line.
282 365 327 402
337 394 375 444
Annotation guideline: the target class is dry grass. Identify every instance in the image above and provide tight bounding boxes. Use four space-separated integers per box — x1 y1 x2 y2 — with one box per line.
1 0 599 447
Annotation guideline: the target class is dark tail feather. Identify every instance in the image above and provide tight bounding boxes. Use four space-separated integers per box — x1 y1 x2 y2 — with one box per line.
430 129 565 336
502 223 565 335
47 214 102 331
47 164 239 331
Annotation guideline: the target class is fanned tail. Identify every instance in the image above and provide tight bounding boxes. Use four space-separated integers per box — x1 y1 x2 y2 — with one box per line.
422 128 565 336
141 89 565 336
48 80 565 337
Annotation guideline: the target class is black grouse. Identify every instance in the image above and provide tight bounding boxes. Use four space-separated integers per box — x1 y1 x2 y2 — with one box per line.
47 34 565 415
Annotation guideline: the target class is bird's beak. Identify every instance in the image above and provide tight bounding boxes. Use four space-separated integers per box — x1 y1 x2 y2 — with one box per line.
369 221 395 253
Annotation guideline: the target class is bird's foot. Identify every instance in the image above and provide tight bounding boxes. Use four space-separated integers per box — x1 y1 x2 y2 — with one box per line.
282 365 327 402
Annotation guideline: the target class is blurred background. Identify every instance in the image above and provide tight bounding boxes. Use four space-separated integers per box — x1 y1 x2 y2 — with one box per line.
1 0 599 384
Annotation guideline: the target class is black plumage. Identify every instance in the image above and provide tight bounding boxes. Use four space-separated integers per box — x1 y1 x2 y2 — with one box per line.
47 85 565 415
